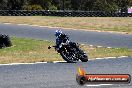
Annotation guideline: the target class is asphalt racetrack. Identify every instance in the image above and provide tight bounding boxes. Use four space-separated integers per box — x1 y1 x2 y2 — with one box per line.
0 57 132 88
0 23 132 48
0 23 132 88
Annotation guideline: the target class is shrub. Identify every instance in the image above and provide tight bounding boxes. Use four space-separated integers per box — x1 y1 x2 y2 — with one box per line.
48 5 57 10
23 4 43 10
0 34 12 48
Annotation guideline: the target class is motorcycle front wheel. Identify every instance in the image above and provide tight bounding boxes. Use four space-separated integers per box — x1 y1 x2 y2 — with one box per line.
60 49 78 63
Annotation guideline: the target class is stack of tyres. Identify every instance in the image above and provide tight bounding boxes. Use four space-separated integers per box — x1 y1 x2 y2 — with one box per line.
0 34 12 48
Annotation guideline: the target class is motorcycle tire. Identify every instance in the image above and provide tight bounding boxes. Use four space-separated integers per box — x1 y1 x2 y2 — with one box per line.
72 44 88 62
60 51 77 63
78 49 88 62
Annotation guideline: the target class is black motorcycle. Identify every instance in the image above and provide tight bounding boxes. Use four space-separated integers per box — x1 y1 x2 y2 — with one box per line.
48 34 88 63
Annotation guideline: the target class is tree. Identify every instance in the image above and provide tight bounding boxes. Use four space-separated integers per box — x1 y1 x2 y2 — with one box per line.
7 0 26 10
0 0 8 10
23 4 43 10
115 0 132 13
0 0 131 11
92 0 118 12
29 0 51 10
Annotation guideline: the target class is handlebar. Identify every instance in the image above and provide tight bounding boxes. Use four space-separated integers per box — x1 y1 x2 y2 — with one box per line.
48 46 56 49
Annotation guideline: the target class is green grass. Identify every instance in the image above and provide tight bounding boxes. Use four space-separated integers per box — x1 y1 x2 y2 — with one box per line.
0 16 132 34
0 37 62 64
81 45 132 58
0 37 132 64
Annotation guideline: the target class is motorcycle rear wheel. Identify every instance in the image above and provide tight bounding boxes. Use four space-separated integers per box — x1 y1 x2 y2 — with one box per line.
78 50 88 62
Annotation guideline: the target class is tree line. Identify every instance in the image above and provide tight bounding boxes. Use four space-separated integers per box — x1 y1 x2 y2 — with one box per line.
0 0 132 12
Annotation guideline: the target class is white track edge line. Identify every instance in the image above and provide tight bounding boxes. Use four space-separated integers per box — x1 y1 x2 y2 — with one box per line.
0 56 130 66
0 62 47 66
86 84 113 87
53 61 67 63
118 56 129 58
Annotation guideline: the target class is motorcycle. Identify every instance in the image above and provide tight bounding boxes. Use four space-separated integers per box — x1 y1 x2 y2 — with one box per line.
48 34 88 63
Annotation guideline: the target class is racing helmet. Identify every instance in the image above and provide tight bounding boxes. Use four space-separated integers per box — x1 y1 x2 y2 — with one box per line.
55 30 62 37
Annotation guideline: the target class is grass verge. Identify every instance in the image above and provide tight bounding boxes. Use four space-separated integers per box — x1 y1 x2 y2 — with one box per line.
0 16 132 34
0 37 132 64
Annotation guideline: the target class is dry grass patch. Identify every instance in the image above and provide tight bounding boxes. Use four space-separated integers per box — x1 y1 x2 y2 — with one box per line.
0 16 132 34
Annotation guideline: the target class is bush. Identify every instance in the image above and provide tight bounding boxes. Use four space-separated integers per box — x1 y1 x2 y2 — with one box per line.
23 4 43 10
48 5 57 10
0 34 12 48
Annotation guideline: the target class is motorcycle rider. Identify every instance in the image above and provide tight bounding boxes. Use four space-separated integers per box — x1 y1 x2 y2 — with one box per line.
48 30 88 62
54 30 68 51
